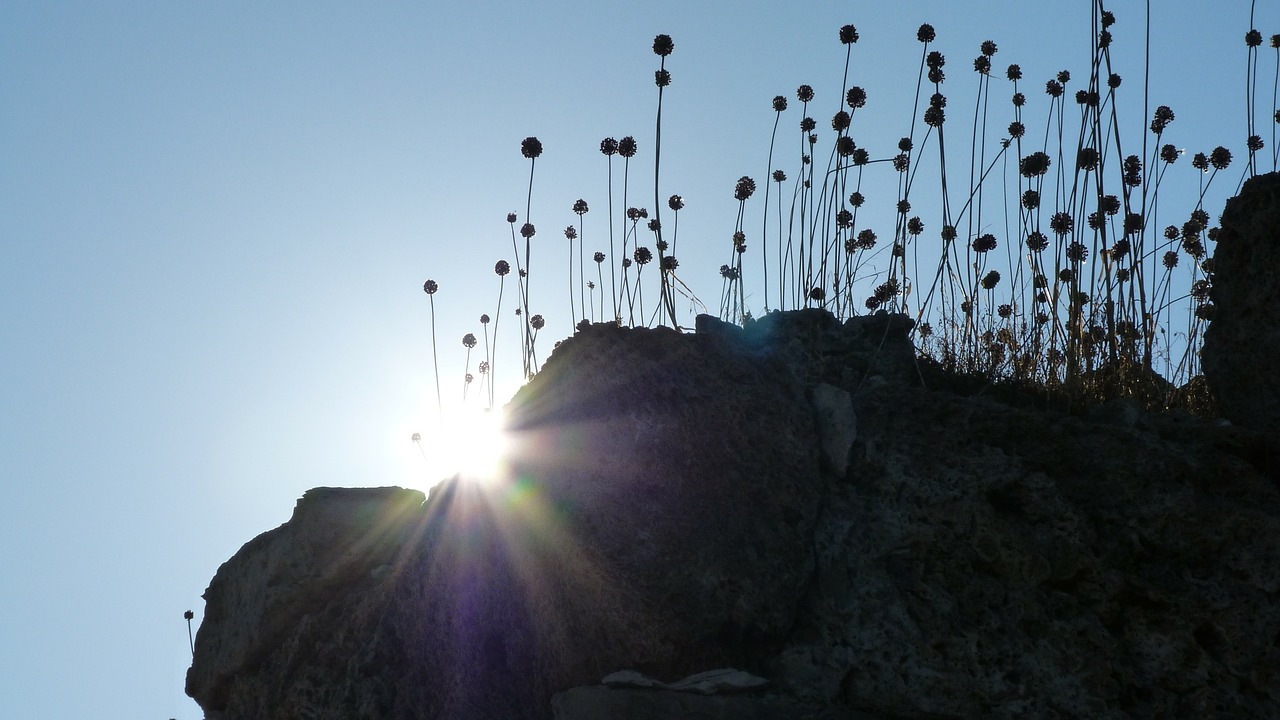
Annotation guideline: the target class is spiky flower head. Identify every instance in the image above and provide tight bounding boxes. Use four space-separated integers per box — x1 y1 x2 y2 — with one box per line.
1007 64 1022 81
973 55 991 74
1150 105 1175 134
480 314 490 324
1019 151 1052 177
855 228 877 249
495 260 511 276
972 234 997 253
1122 154 1142 186
772 169 787 183
907 216 925 236
423 279 438 294
653 34 674 56
593 251 605 263
734 176 757 201
772 95 787 112
981 270 1001 290
647 218 660 233
1051 212 1075 236
800 116 816 132
506 212 518 223
618 136 637 158
849 191 865 207
479 360 489 373
1248 135 1264 152
926 50 945 69
600 137 618 155
462 333 477 349
1012 92 1026 107
1045 79 1064 97
1008 120 1025 138
660 256 678 271
633 246 652 265
917 24 936 43
923 106 945 127
668 194 684 211
852 148 870 166
1107 73 1122 89
897 199 911 214
565 225 577 240
1209 146 1232 169
1246 29 1263 47
573 198 589 215
836 136 855 157
1162 250 1179 270
1101 10 1115 27
520 222 536 238
1160 144 1179 164
809 286 826 301
1191 152 1209 170
530 314 545 330
846 86 867 109
839 24 859 44
655 70 671 87
832 110 851 131
797 84 814 103
1022 189 1040 209
1065 241 1088 262
941 225 957 241
520 136 542 159
836 208 853 228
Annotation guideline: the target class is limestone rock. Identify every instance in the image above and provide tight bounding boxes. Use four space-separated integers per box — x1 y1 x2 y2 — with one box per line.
1203 170 1280 436
188 299 1280 720
811 383 856 477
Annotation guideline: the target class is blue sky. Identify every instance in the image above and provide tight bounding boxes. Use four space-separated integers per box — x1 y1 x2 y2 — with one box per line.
0 2 1274 718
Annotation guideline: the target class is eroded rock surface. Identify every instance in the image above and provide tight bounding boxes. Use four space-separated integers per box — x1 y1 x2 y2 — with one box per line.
188 307 1280 720
1203 170 1280 438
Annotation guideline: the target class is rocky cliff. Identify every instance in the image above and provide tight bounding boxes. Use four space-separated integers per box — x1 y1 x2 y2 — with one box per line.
188 175 1280 720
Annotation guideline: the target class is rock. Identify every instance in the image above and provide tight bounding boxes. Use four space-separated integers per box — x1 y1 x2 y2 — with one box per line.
666 668 770 694
188 300 1280 720
551 686 826 720
811 383 857 477
1203 170 1280 437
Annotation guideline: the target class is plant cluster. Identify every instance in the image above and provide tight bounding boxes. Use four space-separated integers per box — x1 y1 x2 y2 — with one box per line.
420 1 1279 418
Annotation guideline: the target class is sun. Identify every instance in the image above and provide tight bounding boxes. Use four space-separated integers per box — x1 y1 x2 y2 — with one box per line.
411 406 511 488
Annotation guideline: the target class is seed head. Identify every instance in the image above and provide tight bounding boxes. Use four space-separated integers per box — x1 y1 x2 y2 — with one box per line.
462 333 477 349
1108 73 1122 89
1012 92 1025 107
972 234 997 253
980 270 1001 290
617 136 638 158
772 95 788 112
1160 144 1179 164
1246 29 1263 47
1150 105 1175 134
1247 135 1264 152
849 191 865 207
941 225 957 241
1209 146 1232 169
633 246 652 265
1045 79 1064 97
1101 10 1115 28
973 55 991 74
923 106 945 127
655 70 671 87
1050 212 1075 236
1021 190 1040 209
1065 241 1088 262
734 176 757 201
1026 231 1048 252
1191 152 1209 171
839 24 859 44
800 116 816 132
897 199 911 214
926 50 945 69
506 212 518 223
530 314 545 330
856 228 877 249
593 251 605 263
908 217 925 236
846 86 867 109
652 34 674 56
832 110 851 131
809 286 826 301
564 225 576 240
1007 64 1022 81
423 279 438 294
668 194 684 211
495 260 511 276
772 169 787 183
520 136 542 159
917 24 936 43
836 136 856 157
852 148 870 165
573 199 589 215
836 208 853 228
1019 151 1052 177
520 222 535 238
600 137 618 155
797 84 815 103
660 256 678 271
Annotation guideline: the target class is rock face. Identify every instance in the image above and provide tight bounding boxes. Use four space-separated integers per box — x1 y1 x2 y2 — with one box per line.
189 305 1280 719
1203 170 1280 437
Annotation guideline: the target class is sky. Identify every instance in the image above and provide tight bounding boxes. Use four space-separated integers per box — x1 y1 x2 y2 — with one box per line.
1 1 1275 718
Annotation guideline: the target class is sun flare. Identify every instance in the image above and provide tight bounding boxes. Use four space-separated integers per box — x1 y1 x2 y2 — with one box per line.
411 406 511 489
